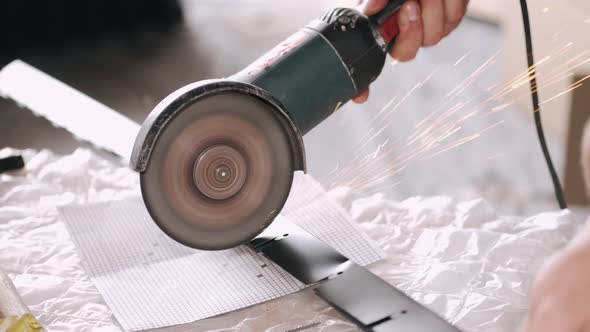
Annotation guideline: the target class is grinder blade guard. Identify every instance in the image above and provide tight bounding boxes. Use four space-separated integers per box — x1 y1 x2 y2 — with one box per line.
134 82 303 250
130 1 406 250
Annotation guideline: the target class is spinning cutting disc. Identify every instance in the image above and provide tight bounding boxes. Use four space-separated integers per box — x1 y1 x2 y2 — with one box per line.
140 92 295 250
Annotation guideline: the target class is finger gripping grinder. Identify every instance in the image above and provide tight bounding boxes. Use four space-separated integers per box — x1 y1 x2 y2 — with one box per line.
130 1 405 250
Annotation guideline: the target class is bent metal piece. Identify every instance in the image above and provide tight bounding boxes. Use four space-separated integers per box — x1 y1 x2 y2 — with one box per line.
249 219 463 332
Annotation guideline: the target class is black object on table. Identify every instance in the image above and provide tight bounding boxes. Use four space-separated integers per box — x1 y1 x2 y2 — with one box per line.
0 156 25 173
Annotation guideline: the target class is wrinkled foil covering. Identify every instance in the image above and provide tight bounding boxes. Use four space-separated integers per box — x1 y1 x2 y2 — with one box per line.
0 148 582 331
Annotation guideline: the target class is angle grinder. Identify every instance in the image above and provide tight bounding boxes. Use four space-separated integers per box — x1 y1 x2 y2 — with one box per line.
130 0 406 250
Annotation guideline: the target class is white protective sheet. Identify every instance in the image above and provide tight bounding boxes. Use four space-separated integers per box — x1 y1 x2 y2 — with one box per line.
0 148 583 331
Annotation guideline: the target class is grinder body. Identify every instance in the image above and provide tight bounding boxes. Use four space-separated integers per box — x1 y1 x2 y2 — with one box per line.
232 8 389 134
130 2 404 250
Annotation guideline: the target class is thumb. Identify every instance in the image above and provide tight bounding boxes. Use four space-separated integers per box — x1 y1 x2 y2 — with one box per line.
360 0 389 15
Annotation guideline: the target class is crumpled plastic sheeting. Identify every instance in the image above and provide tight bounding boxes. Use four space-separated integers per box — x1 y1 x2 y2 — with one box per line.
332 188 585 331
0 148 133 331
0 148 583 331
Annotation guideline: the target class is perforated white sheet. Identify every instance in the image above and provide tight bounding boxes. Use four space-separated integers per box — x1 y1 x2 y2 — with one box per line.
0 148 582 331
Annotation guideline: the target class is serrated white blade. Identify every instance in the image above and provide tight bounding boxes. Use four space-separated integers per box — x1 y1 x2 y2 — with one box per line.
0 60 140 161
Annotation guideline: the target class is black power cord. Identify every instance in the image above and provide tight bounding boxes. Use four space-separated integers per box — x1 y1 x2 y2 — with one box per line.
519 0 568 209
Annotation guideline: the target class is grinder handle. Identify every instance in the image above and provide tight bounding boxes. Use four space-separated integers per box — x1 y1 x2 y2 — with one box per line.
370 0 407 26
370 0 407 52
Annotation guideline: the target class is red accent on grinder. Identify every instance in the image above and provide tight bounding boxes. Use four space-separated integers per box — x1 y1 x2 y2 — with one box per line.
243 30 311 76
379 13 400 44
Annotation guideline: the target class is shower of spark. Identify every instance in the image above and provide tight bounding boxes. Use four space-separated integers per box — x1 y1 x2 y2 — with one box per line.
320 21 590 195
540 74 590 105
486 48 590 113
454 51 472 66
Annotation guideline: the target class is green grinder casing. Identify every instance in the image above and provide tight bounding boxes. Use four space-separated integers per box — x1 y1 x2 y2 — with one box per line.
130 5 401 250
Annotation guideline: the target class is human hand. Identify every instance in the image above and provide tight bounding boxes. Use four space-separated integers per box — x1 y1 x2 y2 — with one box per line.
519 237 590 332
353 0 469 103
